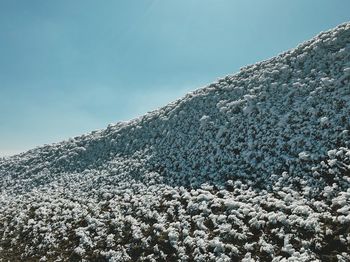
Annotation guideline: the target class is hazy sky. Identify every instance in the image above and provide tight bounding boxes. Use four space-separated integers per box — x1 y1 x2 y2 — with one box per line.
1 0 349 156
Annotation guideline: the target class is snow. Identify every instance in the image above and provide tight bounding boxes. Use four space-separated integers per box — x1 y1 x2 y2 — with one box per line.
1 22 350 261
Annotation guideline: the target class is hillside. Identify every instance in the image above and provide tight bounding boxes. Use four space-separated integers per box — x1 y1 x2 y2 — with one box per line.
1 22 350 261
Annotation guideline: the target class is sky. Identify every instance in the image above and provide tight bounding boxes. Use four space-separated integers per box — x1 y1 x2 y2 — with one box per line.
0 0 349 156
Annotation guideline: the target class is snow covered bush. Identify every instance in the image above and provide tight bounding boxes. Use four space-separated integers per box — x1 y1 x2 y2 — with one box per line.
1 22 350 261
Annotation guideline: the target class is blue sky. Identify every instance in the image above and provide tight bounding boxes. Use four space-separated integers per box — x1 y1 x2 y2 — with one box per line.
1 0 349 156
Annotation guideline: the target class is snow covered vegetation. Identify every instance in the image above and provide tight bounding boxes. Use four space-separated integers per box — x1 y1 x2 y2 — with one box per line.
1 22 350 261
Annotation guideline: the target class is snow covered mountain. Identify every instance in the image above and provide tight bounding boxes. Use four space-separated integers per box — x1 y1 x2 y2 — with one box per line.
1 22 350 261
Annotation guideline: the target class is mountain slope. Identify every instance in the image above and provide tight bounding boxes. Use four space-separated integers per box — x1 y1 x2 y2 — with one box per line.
1 22 350 261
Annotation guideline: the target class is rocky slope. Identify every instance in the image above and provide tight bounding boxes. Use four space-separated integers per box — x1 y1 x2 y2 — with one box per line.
1 22 350 261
